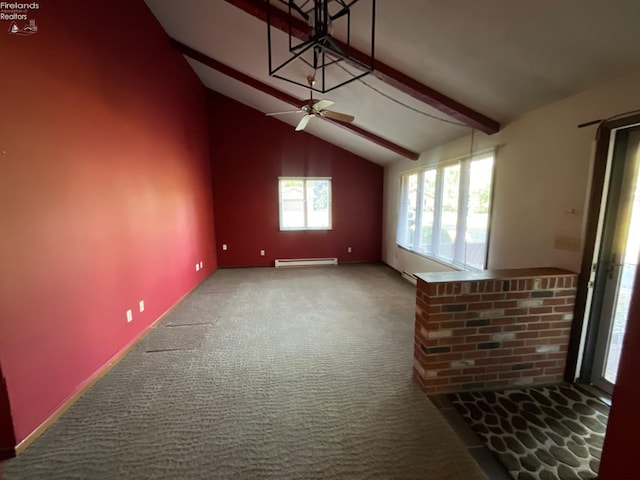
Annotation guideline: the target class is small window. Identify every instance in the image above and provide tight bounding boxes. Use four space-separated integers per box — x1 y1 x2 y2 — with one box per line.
397 152 494 270
279 177 332 230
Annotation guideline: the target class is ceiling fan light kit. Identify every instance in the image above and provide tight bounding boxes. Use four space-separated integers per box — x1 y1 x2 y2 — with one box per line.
267 0 376 94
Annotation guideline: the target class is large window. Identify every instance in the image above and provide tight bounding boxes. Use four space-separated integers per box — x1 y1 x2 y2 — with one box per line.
397 152 494 270
279 177 332 230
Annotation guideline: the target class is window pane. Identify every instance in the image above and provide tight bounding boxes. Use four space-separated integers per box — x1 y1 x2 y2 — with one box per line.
280 179 304 228
397 174 418 248
395 152 494 270
419 170 437 254
279 178 331 230
397 177 408 246
465 157 494 269
306 180 330 228
439 165 459 261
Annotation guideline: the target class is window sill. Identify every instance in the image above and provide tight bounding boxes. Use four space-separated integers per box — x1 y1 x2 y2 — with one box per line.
280 228 333 232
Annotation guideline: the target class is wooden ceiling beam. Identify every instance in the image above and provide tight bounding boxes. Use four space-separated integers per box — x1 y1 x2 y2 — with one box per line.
171 39 420 160
224 0 500 134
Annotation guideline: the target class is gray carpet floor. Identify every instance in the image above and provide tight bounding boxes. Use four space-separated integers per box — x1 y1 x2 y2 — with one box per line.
3 264 486 479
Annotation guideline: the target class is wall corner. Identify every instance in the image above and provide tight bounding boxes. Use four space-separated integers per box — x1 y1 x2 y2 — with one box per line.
0 367 16 461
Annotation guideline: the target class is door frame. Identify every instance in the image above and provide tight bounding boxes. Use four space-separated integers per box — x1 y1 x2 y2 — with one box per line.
590 128 640 392
566 113 640 384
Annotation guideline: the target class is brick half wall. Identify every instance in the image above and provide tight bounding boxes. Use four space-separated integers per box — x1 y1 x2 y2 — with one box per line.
413 269 577 394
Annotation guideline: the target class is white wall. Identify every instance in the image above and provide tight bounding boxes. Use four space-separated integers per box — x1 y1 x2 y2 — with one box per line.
383 70 640 276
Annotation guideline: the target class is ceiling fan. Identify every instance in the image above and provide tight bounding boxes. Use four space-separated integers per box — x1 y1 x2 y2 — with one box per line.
266 76 355 131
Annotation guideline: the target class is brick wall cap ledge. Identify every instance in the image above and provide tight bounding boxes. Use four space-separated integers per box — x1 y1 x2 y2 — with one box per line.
415 267 576 284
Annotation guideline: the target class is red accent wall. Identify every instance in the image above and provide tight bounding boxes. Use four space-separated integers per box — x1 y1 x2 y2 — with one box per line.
0 1 216 445
208 92 383 267
599 261 640 479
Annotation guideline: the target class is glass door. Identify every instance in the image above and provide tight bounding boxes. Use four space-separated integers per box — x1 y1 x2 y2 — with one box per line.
590 127 640 393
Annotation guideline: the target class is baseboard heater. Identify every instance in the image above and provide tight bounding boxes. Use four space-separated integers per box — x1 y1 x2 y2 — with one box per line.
402 271 418 285
274 258 338 268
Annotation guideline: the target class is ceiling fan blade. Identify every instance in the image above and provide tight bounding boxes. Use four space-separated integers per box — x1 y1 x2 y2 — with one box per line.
295 115 312 131
322 110 355 123
312 99 334 111
266 110 304 116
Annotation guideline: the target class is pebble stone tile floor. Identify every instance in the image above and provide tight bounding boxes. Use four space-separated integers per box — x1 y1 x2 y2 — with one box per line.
443 384 609 480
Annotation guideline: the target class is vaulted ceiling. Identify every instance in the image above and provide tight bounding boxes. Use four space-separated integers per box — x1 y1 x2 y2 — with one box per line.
145 0 640 165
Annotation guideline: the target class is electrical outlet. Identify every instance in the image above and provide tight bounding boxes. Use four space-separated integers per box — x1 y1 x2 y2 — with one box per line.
533 278 541 290
126 309 133 323
260 249 265 256
195 263 200 271
139 300 144 313
347 246 352 253
222 244 228 251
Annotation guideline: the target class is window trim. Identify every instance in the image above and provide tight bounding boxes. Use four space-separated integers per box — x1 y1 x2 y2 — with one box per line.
278 176 332 231
396 150 495 270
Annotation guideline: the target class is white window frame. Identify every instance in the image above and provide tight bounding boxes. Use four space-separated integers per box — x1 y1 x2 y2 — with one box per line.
396 151 495 270
278 177 332 231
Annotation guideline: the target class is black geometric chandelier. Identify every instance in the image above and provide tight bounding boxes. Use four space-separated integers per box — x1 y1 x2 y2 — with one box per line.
267 0 376 94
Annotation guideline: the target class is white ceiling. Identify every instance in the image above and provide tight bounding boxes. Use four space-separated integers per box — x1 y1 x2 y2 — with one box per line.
145 0 640 166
